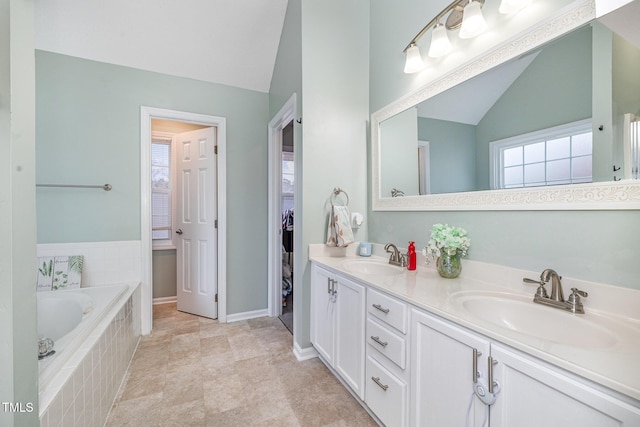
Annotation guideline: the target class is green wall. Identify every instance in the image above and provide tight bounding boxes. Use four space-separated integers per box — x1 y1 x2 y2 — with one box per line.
1 1 39 425
295 0 370 349
152 250 177 299
418 117 476 193
369 1 640 291
36 51 271 315
475 25 593 190
380 107 419 196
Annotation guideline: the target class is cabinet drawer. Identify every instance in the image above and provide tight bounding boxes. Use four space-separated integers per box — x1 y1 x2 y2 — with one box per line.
366 356 407 427
367 288 408 333
367 318 406 369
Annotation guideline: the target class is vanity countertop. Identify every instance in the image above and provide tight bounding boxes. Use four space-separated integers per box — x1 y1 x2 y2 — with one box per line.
310 245 640 404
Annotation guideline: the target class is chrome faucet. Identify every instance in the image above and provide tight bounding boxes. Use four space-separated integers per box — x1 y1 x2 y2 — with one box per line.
523 269 588 314
541 268 564 302
384 243 405 267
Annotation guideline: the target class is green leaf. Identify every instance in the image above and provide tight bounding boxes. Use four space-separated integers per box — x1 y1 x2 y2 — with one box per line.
69 256 83 274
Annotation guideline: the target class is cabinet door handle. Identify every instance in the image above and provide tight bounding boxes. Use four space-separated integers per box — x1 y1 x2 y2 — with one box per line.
327 278 332 294
488 357 498 393
372 303 390 314
472 348 482 383
370 335 388 347
371 376 389 391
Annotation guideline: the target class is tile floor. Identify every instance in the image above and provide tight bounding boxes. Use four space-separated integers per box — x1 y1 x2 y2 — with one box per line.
106 303 377 426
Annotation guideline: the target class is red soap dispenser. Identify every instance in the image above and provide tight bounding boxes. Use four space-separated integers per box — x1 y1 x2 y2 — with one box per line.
407 241 417 271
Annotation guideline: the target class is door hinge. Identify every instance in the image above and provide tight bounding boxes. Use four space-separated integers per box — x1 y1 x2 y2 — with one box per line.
214 145 218 155
215 293 218 303
215 219 218 228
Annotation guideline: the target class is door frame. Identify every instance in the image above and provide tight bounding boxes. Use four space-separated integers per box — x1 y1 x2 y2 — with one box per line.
267 94 296 318
140 106 227 334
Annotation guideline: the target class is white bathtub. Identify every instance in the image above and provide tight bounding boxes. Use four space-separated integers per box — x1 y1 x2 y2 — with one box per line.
38 282 141 427
38 285 128 389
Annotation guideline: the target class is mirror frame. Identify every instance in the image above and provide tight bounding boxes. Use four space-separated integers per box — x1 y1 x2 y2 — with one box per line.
372 0 640 211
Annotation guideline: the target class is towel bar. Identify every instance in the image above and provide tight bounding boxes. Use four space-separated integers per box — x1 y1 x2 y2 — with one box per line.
36 184 112 191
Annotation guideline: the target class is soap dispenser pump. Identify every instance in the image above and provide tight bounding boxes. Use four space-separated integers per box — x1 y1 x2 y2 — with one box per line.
407 241 417 271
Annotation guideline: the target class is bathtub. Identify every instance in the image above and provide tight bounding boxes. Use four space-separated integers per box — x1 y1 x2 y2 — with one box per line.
38 282 141 427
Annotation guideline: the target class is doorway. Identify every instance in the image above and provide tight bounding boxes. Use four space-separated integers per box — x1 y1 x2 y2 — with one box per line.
150 121 218 319
140 107 227 335
267 94 297 334
280 121 294 333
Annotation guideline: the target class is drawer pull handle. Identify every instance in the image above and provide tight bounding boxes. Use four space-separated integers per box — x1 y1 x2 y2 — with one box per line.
371 376 389 391
372 303 390 314
370 335 388 347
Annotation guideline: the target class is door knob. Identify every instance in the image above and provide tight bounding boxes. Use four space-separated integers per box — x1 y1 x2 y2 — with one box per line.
176 229 183 235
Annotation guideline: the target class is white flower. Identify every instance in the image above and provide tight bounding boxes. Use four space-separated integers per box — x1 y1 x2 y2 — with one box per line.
424 223 471 263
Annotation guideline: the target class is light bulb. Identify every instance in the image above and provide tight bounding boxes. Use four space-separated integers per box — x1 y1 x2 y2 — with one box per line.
428 23 452 58
404 43 425 74
499 0 531 14
459 0 487 39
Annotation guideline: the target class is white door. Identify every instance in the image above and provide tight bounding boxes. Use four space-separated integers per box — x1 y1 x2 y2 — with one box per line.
411 308 491 427
491 343 640 426
335 276 365 399
310 265 335 365
176 127 218 319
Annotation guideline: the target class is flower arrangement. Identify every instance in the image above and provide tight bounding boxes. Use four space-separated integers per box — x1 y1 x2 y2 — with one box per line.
423 223 471 263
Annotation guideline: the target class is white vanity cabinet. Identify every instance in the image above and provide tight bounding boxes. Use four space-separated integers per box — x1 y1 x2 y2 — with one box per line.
490 344 640 426
365 289 410 427
310 264 366 399
410 307 640 427
410 308 491 426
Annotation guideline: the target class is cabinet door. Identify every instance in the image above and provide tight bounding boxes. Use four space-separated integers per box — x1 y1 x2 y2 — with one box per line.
335 276 366 399
310 265 335 365
491 344 640 427
411 308 491 427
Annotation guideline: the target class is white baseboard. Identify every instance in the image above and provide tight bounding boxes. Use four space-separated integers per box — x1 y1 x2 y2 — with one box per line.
294 342 318 361
153 296 177 305
226 308 269 323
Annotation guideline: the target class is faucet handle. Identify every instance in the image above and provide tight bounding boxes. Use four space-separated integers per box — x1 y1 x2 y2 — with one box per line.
523 277 549 298
570 288 588 298
399 253 408 268
567 288 588 313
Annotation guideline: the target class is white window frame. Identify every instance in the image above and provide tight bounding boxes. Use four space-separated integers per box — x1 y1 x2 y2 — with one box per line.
489 119 593 190
151 131 177 250
282 150 294 210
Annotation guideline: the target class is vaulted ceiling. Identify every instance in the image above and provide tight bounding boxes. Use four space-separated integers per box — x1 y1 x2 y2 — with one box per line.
34 0 289 93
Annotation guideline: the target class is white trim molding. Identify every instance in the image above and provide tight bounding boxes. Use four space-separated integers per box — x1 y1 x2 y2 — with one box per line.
226 308 269 323
141 106 227 335
267 94 297 318
371 0 640 211
153 296 177 305
293 342 319 361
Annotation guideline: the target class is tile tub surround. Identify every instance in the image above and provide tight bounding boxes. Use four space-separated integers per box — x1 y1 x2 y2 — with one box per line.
39 283 141 427
309 244 640 404
106 303 377 426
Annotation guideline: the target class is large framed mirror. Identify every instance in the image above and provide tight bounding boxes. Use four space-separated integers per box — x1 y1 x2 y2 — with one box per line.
372 0 640 210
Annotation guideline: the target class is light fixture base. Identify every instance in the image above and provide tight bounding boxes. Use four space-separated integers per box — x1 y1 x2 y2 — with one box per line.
446 0 485 30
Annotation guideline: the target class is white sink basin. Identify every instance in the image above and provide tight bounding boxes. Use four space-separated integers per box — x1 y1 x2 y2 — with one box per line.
449 291 619 349
341 259 404 277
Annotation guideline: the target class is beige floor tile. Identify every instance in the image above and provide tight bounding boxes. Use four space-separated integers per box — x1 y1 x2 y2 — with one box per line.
163 370 204 407
201 351 237 380
203 374 245 415
234 356 278 385
108 308 375 427
200 335 231 355
106 392 163 426
159 399 206 427
205 405 254 427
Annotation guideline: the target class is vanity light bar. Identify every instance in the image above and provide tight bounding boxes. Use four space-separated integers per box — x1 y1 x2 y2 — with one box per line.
403 0 531 74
